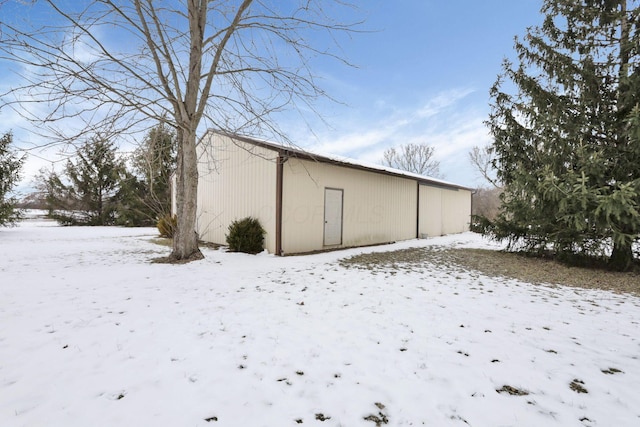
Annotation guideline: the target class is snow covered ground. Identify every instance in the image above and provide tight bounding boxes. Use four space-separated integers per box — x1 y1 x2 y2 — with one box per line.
1 217 639 427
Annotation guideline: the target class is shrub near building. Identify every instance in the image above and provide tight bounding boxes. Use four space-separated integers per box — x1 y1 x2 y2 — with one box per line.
226 217 265 254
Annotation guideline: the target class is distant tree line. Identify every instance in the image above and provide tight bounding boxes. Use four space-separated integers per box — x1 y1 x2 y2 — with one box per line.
35 123 176 227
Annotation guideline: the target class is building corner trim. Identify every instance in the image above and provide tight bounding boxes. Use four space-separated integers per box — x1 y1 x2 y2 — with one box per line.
275 154 284 255
416 181 420 239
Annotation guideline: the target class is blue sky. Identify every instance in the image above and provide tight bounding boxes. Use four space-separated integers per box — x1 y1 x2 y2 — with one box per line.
2 0 544 192
295 0 544 187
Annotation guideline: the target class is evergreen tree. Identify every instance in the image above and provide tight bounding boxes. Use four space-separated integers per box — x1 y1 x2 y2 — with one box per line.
130 123 176 223
45 135 127 226
34 166 65 217
112 169 152 227
0 132 24 226
486 0 640 271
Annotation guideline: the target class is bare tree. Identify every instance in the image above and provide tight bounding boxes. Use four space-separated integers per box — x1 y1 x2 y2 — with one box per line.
0 0 360 261
468 145 500 188
472 187 501 220
381 143 442 178
468 145 502 231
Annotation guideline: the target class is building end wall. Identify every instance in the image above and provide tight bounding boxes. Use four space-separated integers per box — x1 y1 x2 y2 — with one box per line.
197 133 278 253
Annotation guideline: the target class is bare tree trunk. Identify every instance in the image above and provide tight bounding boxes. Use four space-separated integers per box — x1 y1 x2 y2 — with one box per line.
171 127 203 261
608 0 633 272
168 0 208 261
610 241 633 272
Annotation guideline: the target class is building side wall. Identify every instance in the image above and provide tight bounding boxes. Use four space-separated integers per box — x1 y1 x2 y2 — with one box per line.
419 185 442 237
197 134 278 253
419 184 470 237
282 158 417 254
442 188 472 234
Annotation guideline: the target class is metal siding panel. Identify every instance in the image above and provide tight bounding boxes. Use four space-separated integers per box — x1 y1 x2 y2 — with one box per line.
282 158 416 253
197 134 278 253
419 185 470 237
420 185 443 237
441 188 471 234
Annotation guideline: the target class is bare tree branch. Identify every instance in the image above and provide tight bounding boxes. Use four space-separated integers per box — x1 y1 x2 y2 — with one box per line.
468 145 500 188
0 0 363 260
381 143 442 178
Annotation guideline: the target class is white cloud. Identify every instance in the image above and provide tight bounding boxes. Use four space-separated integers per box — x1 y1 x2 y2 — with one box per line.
301 88 490 187
309 116 409 156
414 88 476 119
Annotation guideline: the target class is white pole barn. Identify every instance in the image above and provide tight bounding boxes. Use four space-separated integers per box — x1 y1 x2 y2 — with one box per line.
195 131 472 255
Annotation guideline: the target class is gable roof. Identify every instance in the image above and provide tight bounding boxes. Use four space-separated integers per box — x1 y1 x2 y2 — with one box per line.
203 129 473 191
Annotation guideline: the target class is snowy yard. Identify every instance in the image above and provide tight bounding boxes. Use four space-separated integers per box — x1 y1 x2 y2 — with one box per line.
1 218 639 427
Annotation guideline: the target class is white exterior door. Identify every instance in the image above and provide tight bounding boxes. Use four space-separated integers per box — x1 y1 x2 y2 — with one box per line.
324 188 343 246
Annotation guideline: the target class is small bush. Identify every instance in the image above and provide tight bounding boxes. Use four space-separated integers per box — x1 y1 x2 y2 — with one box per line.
226 217 265 254
157 214 177 238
